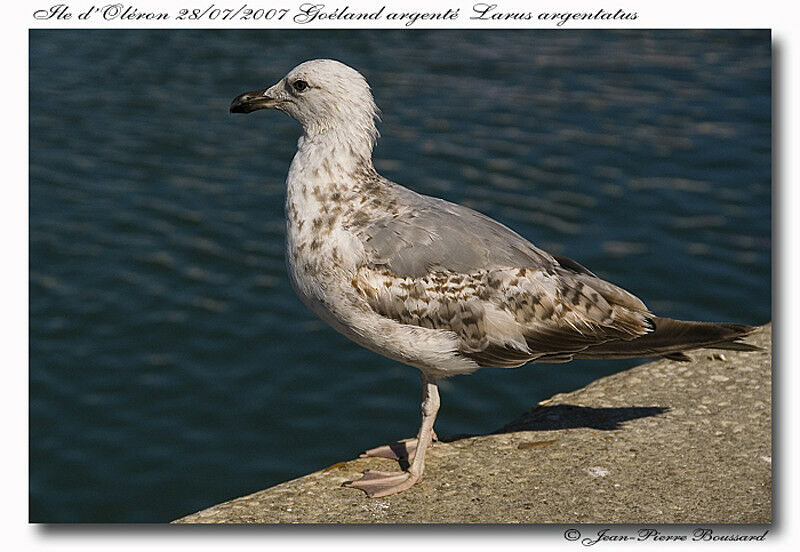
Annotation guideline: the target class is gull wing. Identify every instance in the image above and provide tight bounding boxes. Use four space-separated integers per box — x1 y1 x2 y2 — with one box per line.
348 188 654 367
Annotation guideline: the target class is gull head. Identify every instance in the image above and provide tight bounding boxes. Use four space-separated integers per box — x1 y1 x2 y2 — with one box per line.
230 59 379 147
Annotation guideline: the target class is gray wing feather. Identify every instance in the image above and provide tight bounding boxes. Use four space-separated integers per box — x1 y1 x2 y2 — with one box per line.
355 189 558 278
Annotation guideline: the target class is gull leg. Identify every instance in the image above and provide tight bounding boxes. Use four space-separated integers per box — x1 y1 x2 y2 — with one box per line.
345 376 440 497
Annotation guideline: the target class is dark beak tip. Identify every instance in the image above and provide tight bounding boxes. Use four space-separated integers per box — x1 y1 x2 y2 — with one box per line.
229 93 250 114
230 89 274 114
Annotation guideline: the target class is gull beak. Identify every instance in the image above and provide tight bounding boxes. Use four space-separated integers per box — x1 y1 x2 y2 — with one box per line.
230 87 281 114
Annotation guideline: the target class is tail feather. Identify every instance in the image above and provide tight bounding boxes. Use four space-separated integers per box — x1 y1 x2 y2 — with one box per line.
575 317 759 360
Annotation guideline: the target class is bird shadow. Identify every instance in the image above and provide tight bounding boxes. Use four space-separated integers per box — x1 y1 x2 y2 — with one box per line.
439 404 670 443
365 404 669 469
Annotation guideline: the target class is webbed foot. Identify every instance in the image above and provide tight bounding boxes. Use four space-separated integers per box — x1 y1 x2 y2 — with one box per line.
343 469 420 497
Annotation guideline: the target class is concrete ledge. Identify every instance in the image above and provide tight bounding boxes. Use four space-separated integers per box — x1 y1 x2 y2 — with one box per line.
174 324 771 524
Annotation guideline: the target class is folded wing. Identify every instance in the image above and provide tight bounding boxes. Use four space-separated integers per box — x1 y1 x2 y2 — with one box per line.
350 190 658 366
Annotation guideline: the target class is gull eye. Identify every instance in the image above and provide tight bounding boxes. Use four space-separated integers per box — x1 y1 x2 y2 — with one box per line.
292 80 309 92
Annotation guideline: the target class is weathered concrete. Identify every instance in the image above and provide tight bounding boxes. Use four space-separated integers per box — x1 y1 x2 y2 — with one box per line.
174 324 771 524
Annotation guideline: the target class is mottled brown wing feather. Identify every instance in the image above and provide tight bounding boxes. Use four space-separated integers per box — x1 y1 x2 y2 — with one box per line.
351 262 655 368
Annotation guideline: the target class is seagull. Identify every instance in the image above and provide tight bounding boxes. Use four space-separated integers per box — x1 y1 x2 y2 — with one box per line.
230 59 757 498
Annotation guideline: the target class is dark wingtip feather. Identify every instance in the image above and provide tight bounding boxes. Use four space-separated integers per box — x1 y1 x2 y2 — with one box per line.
576 317 761 359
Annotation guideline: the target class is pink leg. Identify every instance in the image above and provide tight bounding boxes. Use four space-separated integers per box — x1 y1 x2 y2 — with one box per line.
344 377 440 497
360 429 439 461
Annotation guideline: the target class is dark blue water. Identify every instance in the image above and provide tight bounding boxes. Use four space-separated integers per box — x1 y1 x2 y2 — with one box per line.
29 30 770 522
